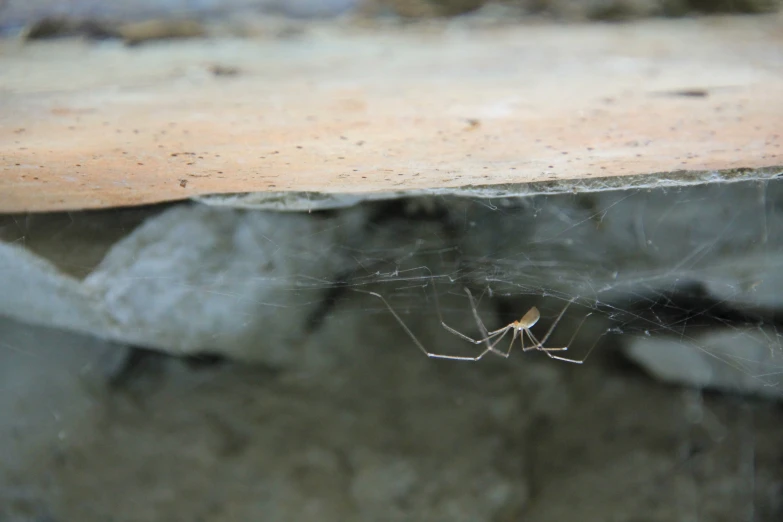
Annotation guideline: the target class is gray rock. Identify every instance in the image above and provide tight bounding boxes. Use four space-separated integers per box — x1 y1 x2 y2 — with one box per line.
626 327 783 399
2 175 783 397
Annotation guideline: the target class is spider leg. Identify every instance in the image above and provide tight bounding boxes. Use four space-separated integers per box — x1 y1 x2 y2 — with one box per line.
464 287 489 338
533 297 576 347
438 286 512 358
464 286 522 358
356 288 506 361
492 327 518 358
463 326 515 361
441 322 509 346
355 289 440 358
544 352 587 364
520 297 581 352
481 326 517 359
439 287 509 345
544 313 597 363
464 287 521 358
356 287 598 365
437 324 512 359
524 328 569 352
528 312 596 364
523 329 579 362
447 288 509 338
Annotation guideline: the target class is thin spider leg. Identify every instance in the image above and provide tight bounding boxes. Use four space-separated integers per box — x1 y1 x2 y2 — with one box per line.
522 328 539 351
455 325 515 360
496 326 521 358
354 289 436 358
438 287 508 345
533 312 596 364
484 326 515 355
489 327 518 359
544 313 597 364
433 283 501 342
464 286 520 358
429 352 486 361
524 330 577 361
522 328 569 352
533 297 577 347
522 304 592 353
527 310 594 351
458 326 516 361
439 286 511 358
466 324 523 360
464 286 518 358
355 288 505 361
439 323 512 359
544 352 584 364
356 287 598 365
440 287 508 341
431 325 515 361
441 322 510 346
464 287 489 338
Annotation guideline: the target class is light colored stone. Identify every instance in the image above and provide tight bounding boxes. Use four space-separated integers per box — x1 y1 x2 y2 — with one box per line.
1 202 397 365
2 17 782 212
626 327 783 399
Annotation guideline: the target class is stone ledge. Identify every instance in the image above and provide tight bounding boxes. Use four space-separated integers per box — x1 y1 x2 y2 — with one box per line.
2 16 782 212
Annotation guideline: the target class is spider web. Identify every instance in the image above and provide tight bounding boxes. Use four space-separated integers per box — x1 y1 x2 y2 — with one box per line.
306 177 783 390
1 175 782 520
2 177 782 383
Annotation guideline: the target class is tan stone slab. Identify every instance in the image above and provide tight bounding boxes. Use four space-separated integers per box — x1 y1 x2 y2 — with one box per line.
1 16 782 212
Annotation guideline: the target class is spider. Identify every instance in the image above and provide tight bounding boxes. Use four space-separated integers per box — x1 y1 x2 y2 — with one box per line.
356 287 593 363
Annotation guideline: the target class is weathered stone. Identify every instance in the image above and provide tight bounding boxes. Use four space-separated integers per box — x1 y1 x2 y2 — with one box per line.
2 176 783 397
626 327 783 399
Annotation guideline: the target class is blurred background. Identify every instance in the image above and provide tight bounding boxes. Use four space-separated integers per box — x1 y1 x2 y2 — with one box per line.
1 0 781 35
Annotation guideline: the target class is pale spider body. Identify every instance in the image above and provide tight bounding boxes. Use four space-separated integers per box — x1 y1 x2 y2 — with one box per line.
514 308 540 332
357 287 593 364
